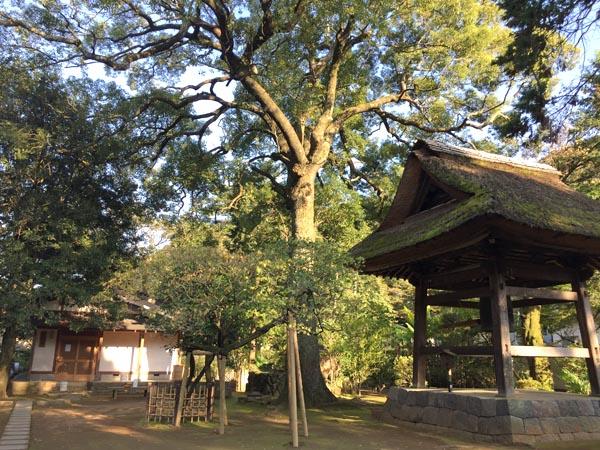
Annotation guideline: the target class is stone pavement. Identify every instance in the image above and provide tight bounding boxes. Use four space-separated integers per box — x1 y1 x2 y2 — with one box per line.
0 400 32 450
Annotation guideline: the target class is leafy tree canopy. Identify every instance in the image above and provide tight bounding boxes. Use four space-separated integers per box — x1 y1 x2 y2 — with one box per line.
0 56 145 396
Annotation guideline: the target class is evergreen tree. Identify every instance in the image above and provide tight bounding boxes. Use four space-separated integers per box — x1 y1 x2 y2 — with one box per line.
0 59 141 397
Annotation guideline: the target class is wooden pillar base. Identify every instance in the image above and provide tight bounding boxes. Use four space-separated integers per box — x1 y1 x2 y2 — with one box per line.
489 262 514 396
572 276 600 396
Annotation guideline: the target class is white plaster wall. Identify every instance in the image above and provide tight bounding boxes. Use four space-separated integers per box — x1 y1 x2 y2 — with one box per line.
30 329 57 372
98 331 138 373
145 332 176 373
97 331 178 381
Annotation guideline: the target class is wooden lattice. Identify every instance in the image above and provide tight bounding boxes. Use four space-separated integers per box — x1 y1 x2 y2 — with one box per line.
146 382 214 423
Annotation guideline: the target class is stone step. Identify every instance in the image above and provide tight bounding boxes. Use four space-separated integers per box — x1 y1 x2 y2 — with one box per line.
0 400 32 450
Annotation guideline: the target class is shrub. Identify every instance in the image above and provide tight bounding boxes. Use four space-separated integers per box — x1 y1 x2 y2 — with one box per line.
394 355 413 387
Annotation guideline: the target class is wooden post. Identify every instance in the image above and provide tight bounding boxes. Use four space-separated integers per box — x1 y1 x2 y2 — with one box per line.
222 357 228 426
412 280 427 388
204 354 214 422
174 351 190 427
488 262 514 396
217 355 227 434
94 333 104 381
292 317 308 437
287 314 299 448
136 331 145 383
572 275 600 396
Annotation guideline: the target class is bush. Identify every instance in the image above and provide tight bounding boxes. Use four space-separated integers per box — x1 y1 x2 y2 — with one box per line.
393 355 413 387
557 359 591 395
516 377 552 391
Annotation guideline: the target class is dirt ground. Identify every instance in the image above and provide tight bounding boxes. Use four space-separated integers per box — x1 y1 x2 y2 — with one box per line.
24 395 600 450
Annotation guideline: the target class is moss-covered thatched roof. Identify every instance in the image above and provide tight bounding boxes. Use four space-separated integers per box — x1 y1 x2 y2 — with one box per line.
351 140 600 261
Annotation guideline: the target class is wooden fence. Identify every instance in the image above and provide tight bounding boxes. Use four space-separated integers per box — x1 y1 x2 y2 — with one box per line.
146 382 214 423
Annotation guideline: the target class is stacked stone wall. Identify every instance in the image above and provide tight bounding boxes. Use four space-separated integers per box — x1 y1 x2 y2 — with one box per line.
384 387 600 446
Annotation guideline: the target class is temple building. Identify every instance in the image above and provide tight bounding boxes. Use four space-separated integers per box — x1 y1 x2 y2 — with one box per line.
352 139 600 396
27 299 182 386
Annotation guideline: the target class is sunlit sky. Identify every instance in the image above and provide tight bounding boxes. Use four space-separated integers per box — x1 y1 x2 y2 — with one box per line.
65 22 600 159
57 14 600 247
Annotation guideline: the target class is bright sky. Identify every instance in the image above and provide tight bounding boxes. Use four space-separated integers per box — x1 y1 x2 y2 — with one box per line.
64 64 234 150
62 16 600 164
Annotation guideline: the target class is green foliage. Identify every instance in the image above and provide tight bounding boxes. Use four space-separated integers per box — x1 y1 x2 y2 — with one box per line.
323 275 404 393
558 361 591 395
393 356 413 387
495 0 585 143
516 377 553 391
0 59 141 333
545 55 600 199
115 241 282 354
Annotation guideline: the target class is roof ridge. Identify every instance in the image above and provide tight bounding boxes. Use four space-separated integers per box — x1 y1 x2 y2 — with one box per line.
418 139 561 175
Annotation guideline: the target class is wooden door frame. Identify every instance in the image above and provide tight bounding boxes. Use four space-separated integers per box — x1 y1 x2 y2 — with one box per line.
54 330 101 382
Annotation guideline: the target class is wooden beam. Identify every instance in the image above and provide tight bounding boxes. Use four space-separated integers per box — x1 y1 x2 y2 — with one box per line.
426 287 489 305
424 264 488 289
511 346 590 358
572 276 600 396
427 300 480 308
506 286 578 301
421 346 493 356
412 281 427 388
440 319 480 330
511 298 576 308
506 261 574 283
489 261 514 396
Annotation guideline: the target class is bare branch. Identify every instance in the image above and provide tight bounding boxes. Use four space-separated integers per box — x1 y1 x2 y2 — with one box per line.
332 91 413 129
250 166 289 200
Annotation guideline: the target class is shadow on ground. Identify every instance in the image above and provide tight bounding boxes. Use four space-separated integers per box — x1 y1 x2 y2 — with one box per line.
24 395 600 450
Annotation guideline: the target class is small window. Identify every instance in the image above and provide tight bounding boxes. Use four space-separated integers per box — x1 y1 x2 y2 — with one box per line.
38 331 47 348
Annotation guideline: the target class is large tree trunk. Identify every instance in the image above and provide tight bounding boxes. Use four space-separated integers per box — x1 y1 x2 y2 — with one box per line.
0 326 17 399
290 173 317 241
283 171 336 406
522 306 553 389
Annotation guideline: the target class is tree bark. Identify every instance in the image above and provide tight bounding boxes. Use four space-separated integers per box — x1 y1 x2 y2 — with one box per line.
284 170 337 406
290 172 317 241
0 326 17 399
522 306 553 388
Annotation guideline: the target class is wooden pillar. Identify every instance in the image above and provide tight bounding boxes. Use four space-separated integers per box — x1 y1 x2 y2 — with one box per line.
572 275 600 396
287 313 299 448
217 355 227 434
488 261 514 396
292 317 308 437
174 351 190 427
412 280 427 388
94 333 103 381
206 354 214 422
136 331 145 383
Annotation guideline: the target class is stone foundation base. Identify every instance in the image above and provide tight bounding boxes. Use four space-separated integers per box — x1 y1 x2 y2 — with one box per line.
384 387 600 446
10 380 90 395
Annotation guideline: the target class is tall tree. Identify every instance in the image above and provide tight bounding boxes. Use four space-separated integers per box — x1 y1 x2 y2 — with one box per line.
544 55 600 199
520 307 553 389
0 0 511 403
495 0 599 144
0 59 140 397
